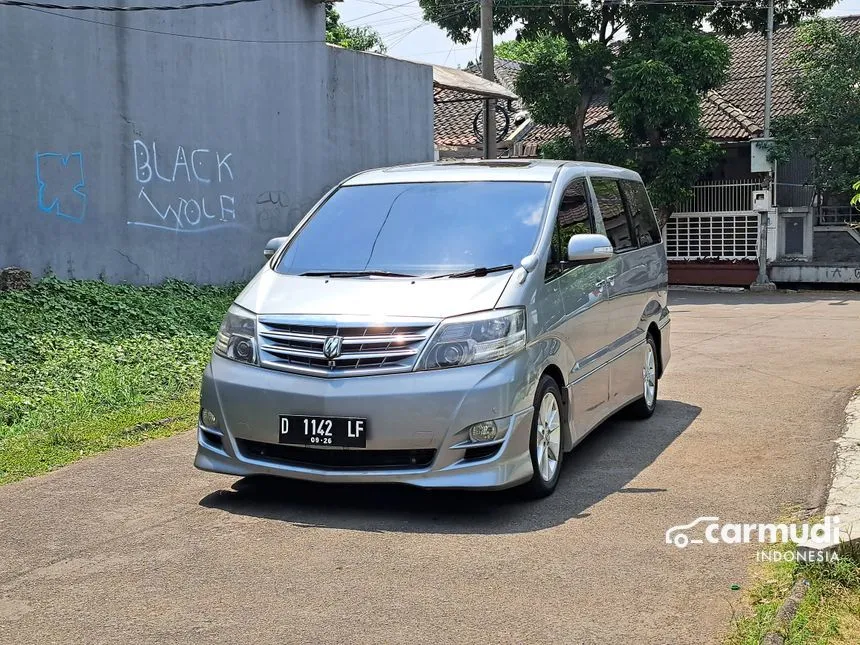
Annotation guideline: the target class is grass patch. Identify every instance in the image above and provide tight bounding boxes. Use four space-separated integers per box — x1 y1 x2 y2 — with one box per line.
727 544 860 645
0 277 240 483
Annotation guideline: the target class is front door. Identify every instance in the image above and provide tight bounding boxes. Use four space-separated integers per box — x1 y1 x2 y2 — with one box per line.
545 178 611 438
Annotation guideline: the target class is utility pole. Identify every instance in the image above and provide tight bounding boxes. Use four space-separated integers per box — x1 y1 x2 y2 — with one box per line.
752 0 777 290
480 0 496 159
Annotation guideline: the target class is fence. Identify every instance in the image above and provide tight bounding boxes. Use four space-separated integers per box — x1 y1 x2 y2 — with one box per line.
675 180 761 214
665 212 760 260
667 180 761 260
819 206 860 226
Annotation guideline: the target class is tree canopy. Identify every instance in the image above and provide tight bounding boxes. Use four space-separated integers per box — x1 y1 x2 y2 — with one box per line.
326 4 387 53
770 19 860 203
608 9 730 222
422 0 837 222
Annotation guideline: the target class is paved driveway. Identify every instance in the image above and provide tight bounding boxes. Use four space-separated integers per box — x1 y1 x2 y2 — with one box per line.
2 291 860 644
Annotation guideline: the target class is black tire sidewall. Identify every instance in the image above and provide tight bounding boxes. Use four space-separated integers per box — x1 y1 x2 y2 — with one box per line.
527 376 565 495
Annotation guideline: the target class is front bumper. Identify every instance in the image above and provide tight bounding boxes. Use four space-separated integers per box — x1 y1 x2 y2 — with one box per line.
194 353 536 489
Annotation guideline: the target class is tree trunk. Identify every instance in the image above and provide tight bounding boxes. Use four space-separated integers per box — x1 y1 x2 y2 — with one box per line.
569 92 592 160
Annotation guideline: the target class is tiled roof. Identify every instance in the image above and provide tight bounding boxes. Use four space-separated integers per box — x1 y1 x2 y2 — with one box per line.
433 15 860 150
716 14 860 131
434 57 523 147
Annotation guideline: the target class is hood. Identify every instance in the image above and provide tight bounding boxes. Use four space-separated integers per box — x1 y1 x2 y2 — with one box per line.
235 267 513 319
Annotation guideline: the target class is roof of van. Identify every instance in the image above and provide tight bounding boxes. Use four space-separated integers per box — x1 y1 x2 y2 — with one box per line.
341 159 640 186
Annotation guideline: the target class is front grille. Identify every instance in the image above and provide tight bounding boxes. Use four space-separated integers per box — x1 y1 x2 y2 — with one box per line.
257 316 437 377
236 439 436 471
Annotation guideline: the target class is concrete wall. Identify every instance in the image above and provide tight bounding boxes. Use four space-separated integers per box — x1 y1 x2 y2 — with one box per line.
0 1 434 284
813 228 860 263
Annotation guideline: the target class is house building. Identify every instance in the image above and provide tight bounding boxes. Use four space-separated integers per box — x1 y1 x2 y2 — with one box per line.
434 15 860 286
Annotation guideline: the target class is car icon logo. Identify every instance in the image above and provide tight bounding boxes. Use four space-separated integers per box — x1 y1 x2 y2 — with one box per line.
665 516 720 549
323 336 343 360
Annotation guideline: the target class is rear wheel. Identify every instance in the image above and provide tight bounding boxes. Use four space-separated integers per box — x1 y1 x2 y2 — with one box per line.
628 334 659 419
521 375 565 499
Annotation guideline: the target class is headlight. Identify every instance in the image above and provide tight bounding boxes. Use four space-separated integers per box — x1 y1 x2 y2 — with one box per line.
416 308 526 371
213 304 258 365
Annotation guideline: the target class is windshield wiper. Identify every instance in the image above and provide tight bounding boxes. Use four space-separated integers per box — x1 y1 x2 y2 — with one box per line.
300 270 416 278
431 264 514 279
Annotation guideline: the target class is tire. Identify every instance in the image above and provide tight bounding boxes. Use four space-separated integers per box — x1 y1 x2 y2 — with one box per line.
521 375 566 499
627 333 659 419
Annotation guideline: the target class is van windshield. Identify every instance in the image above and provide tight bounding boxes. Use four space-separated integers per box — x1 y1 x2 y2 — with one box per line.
274 181 550 277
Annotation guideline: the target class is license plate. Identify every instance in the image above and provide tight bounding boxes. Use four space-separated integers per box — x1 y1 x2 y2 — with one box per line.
278 415 367 448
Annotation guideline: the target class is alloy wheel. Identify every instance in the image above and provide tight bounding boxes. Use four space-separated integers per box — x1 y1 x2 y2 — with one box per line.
535 391 562 482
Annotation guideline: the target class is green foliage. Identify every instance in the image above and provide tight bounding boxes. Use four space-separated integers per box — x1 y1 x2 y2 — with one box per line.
606 13 729 224
325 4 386 53
541 131 633 168
422 2 735 222
420 0 834 157
728 549 860 645
852 180 860 210
511 36 585 129
0 278 239 482
612 14 729 139
494 39 543 63
771 20 860 203
709 0 840 37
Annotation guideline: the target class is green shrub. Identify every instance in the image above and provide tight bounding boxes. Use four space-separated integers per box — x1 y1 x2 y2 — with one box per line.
0 277 240 480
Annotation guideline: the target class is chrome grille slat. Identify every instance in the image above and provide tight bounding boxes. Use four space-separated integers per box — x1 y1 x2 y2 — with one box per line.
258 330 427 345
260 345 419 361
257 316 438 378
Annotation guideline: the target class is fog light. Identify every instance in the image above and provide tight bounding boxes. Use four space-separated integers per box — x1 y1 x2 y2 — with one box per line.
468 420 498 443
201 408 218 428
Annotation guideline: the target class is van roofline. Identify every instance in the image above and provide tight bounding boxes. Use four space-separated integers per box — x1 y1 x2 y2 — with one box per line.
341 160 642 186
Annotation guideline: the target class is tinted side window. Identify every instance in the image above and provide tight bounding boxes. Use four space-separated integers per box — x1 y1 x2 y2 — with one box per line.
621 180 662 246
591 178 634 252
547 179 594 279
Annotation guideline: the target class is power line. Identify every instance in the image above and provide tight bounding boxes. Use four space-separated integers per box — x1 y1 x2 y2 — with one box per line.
0 0 263 9
18 6 326 42
382 3 474 49
344 0 424 24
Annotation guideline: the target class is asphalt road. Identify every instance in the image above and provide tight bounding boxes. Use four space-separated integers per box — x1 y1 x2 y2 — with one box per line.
2 291 860 644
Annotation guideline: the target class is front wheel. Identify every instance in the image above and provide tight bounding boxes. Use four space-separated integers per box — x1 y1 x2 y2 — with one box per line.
521 375 565 499
627 334 659 419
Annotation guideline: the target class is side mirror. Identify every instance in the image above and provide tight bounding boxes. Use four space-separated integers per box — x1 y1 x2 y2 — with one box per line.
263 236 288 260
567 233 614 264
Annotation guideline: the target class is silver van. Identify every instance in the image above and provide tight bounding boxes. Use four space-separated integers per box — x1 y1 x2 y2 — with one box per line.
195 160 670 498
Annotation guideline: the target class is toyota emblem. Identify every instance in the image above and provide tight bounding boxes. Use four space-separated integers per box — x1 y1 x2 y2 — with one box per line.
323 336 343 360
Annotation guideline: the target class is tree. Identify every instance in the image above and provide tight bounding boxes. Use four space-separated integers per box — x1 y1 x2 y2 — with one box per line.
496 9 729 224
423 0 835 224
421 1 623 158
421 0 834 161
770 19 860 204
607 9 730 224
326 4 387 53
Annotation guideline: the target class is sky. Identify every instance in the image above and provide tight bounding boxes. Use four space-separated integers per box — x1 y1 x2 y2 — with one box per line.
336 0 860 68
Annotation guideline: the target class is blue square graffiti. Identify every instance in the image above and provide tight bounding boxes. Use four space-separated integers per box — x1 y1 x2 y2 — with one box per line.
35 152 87 222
